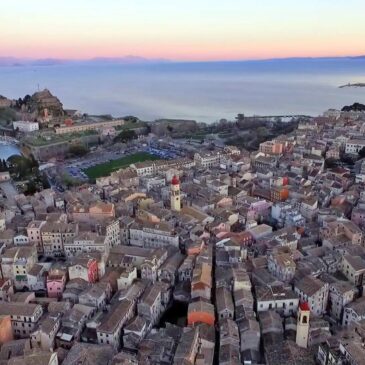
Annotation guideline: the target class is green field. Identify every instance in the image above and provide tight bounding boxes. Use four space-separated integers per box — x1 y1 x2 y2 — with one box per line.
84 152 159 179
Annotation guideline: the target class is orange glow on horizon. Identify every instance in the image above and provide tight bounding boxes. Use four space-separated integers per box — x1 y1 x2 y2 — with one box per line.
1 1 364 62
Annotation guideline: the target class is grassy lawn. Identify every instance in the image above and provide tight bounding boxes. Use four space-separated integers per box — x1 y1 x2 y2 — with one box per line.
25 130 98 147
84 152 160 179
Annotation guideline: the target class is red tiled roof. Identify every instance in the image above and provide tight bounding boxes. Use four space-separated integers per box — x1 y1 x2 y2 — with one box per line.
171 175 180 185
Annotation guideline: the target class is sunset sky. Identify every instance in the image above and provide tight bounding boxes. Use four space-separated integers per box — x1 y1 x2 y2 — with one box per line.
1 0 365 61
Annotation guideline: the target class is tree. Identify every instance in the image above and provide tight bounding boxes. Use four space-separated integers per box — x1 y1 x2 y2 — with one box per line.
69 144 89 157
41 173 50 189
23 94 31 104
340 154 355 166
7 155 34 180
29 154 39 169
256 126 269 138
325 158 338 169
358 147 365 159
166 125 174 133
123 116 139 123
342 102 365 112
61 173 81 188
25 181 37 195
114 129 137 143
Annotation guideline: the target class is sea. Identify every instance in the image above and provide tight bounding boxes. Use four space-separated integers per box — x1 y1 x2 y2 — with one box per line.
0 58 365 123
0 143 21 160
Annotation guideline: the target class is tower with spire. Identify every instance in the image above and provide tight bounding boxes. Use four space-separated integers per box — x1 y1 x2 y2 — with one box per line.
296 302 310 348
170 175 181 212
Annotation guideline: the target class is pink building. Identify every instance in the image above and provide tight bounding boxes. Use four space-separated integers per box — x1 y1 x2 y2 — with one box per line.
47 269 67 298
259 141 283 155
27 220 46 253
248 200 272 220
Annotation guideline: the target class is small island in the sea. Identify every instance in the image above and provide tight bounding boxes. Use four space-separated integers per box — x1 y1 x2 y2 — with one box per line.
339 82 365 88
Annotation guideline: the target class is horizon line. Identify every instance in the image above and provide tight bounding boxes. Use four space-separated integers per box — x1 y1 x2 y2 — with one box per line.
1 53 365 64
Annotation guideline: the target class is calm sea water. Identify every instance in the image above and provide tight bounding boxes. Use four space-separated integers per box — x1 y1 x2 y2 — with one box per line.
0 144 20 160
0 58 365 123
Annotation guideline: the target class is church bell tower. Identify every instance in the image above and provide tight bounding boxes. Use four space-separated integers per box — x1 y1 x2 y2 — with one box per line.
170 175 181 212
296 302 310 348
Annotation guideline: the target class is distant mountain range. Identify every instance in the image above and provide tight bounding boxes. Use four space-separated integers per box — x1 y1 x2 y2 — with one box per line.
0 55 364 67
0 56 170 67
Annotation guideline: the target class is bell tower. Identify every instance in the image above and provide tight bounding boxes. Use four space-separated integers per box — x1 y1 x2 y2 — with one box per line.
296 302 310 348
170 175 181 212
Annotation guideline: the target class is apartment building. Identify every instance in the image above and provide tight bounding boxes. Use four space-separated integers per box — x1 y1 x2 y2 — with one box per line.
71 202 115 223
256 286 299 316
41 222 78 257
97 298 135 350
1 245 38 290
0 302 43 338
68 257 99 283
131 158 194 177
137 284 164 326
295 276 329 316
345 139 365 154
343 297 365 326
259 140 284 155
129 221 179 249
328 281 355 322
268 252 296 282
64 232 107 257
194 151 223 168
47 268 67 298
27 220 46 253
341 255 365 286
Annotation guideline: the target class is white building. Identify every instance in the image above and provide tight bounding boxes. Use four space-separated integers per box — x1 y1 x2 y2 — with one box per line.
343 297 365 326
131 158 194 177
129 221 179 249
194 152 223 168
117 267 137 290
0 302 43 338
31 315 60 351
96 298 135 350
141 176 166 191
294 276 329 316
328 281 355 322
345 139 365 154
13 121 39 132
64 232 108 257
256 286 299 316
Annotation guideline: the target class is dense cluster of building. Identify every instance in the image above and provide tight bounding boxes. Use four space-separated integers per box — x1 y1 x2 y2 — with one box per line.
2 107 365 364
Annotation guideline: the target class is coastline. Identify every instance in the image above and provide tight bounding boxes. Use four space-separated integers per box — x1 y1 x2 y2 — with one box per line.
339 83 365 88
